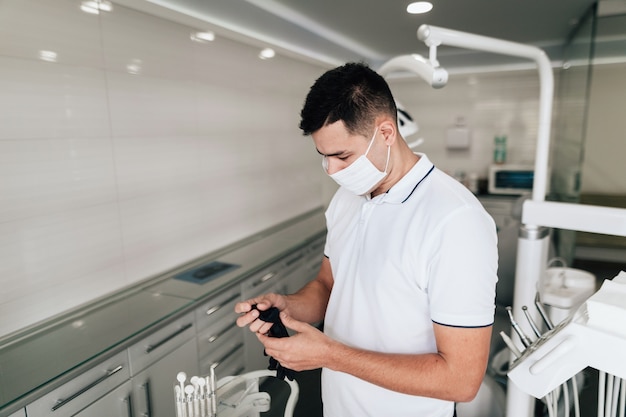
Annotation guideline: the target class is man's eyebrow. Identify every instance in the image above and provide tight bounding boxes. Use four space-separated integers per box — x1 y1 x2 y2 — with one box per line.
316 148 345 157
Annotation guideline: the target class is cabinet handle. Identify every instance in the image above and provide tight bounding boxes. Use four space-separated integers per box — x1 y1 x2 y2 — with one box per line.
209 343 244 369
205 293 240 317
285 253 304 266
253 272 275 287
145 323 193 353
206 322 236 344
124 395 134 417
142 380 153 417
51 365 124 411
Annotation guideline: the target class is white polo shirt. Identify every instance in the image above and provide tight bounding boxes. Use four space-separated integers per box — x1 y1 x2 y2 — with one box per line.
321 154 498 417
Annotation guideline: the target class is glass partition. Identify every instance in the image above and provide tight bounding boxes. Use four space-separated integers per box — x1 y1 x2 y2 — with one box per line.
550 4 597 264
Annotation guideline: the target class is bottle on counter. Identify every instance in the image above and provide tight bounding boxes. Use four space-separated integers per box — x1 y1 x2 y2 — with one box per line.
493 135 507 164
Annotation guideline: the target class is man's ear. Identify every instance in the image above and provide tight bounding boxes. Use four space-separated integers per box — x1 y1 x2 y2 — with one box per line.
379 119 398 146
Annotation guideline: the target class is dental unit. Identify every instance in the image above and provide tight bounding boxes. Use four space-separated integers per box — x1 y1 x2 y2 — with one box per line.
378 24 626 417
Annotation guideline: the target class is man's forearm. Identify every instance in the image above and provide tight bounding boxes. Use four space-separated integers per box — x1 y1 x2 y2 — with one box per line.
284 278 330 324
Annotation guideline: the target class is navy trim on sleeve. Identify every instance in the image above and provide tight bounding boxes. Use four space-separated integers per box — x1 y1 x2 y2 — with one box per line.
432 320 494 329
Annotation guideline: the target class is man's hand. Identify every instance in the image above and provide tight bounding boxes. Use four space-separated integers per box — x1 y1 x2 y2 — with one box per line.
257 312 333 371
234 293 287 335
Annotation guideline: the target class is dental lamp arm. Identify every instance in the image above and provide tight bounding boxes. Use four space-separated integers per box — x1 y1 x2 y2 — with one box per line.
417 24 554 204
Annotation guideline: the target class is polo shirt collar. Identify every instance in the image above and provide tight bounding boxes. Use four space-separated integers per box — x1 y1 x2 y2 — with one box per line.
369 153 435 204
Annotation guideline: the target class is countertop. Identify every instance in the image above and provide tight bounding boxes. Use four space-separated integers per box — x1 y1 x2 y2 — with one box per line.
0 208 326 413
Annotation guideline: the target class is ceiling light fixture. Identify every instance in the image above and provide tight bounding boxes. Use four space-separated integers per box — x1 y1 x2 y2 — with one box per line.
38 50 58 63
407 2 433 14
259 48 275 60
190 31 215 43
80 0 113 14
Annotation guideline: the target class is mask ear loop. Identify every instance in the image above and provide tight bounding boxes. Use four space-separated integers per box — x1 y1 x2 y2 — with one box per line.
382 145 391 174
364 127 379 155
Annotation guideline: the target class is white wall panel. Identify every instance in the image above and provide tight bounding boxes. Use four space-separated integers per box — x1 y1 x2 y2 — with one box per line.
0 138 118 223
0 0 104 68
0 57 111 140
0 0 327 337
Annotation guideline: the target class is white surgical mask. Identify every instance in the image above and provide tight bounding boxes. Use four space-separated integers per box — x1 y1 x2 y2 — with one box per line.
322 127 390 195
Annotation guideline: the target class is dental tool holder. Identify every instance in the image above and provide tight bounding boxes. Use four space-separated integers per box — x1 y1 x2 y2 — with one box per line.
174 369 299 417
507 273 626 399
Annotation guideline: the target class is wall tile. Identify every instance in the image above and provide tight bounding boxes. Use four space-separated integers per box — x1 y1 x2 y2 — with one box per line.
0 57 110 140
0 138 118 223
112 135 204 200
105 71 198 137
0 203 126 305
0 0 104 68
100 2 195 80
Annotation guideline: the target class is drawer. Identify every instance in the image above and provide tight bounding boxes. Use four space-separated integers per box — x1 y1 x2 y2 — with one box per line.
197 317 244 361
199 343 245 379
72 380 132 417
195 285 241 332
127 312 196 376
25 350 130 417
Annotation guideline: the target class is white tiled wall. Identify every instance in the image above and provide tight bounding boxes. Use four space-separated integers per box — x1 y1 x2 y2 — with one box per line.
0 0 326 337
388 70 550 180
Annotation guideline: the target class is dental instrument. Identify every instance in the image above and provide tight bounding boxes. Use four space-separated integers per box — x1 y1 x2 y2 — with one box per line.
174 368 299 417
522 305 542 338
506 306 533 348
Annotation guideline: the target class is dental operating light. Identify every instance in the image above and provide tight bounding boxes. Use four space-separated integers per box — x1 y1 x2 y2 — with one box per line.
378 54 448 89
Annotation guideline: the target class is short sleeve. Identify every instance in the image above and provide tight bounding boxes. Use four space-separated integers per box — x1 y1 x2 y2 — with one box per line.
426 206 499 327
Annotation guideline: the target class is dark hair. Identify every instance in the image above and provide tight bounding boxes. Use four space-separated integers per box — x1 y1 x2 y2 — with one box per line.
299 62 397 137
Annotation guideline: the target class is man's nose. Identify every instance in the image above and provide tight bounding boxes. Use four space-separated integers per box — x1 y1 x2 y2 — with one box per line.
324 157 343 175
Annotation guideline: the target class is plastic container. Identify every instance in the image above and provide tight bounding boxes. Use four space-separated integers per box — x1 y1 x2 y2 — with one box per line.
541 260 596 325
493 135 507 164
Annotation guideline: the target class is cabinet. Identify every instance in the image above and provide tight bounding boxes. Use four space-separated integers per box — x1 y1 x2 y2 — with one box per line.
240 237 325 372
25 350 130 417
196 284 245 378
131 339 198 417
7 409 25 417
285 237 324 295
128 312 198 417
478 195 519 232
241 264 289 372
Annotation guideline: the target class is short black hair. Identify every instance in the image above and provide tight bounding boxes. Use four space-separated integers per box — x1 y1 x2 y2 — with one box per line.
299 62 397 137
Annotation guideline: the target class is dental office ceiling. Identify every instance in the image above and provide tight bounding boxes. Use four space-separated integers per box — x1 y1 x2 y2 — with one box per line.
136 0 626 69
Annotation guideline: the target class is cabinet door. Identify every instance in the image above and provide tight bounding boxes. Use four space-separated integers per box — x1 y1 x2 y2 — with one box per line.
72 381 132 417
7 409 26 417
131 338 198 417
25 350 130 417
128 312 196 376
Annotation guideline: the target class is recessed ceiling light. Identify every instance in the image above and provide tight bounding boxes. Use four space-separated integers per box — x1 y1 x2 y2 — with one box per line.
80 0 113 14
407 1 433 14
126 58 142 75
259 48 275 60
190 31 215 43
38 50 58 62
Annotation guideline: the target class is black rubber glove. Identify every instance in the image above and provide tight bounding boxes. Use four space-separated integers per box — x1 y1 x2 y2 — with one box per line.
251 305 296 380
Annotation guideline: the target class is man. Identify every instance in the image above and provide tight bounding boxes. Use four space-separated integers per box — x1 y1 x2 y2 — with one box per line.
235 62 498 417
